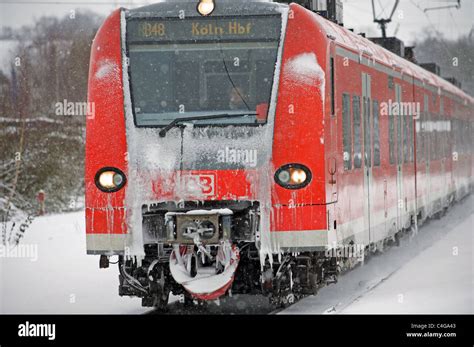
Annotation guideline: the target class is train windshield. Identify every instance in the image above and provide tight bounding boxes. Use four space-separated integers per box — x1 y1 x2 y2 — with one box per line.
127 16 281 127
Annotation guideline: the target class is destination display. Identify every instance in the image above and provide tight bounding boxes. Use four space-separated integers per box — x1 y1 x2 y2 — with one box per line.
127 16 281 42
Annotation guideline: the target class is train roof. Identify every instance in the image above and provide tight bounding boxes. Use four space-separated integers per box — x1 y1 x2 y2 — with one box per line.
307 8 474 105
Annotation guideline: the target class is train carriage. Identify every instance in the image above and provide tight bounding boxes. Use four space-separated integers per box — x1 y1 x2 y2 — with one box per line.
85 0 473 308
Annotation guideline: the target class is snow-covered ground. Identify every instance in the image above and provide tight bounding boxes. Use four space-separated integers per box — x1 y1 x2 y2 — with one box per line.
283 195 473 314
0 195 472 314
341 210 473 314
0 212 147 314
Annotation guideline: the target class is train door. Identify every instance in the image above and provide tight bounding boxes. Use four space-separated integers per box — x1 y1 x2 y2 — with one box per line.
362 72 373 243
395 83 404 231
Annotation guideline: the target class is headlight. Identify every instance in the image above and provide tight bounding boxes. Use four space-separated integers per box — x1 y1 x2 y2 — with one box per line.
197 0 215 16
95 167 126 192
274 164 312 189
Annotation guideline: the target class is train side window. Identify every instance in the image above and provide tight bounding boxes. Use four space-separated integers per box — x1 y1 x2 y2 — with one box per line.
456 120 459 154
342 93 352 170
439 117 443 160
442 116 447 159
403 111 409 163
462 121 466 154
458 120 460 154
388 75 394 89
427 116 431 161
373 100 380 166
468 121 472 154
389 110 395 164
440 118 444 160
455 119 459 155
396 84 403 165
353 95 362 169
452 119 457 155
457 120 461 154
431 115 437 160
436 117 440 160
444 117 451 158
446 118 450 158
446 119 449 158
464 120 468 154
363 96 372 168
330 57 335 116
462 120 465 154
408 111 414 162
466 121 469 154
416 112 421 163
421 94 429 162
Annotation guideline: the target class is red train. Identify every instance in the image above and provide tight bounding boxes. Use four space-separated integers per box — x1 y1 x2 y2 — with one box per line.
85 0 473 308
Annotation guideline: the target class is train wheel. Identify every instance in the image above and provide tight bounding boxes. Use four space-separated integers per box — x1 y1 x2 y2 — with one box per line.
184 293 195 307
153 290 170 310
309 273 319 295
190 254 198 278
394 232 401 247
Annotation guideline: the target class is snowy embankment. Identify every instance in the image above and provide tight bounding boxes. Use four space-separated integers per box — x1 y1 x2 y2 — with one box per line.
0 212 148 314
283 195 473 314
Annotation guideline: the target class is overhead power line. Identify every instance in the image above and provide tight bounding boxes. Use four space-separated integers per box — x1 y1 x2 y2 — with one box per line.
371 0 400 38
423 0 461 13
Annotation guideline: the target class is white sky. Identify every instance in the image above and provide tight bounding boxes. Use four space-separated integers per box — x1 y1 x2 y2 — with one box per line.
0 0 472 45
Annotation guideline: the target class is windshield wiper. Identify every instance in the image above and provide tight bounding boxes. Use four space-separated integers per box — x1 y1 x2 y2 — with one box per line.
158 112 257 137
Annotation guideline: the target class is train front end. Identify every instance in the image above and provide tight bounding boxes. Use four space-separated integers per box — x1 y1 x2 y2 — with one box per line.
86 1 330 307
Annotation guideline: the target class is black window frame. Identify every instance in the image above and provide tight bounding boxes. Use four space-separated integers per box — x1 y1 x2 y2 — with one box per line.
389 111 395 165
330 56 335 116
353 95 362 169
373 99 380 167
342 93 352 170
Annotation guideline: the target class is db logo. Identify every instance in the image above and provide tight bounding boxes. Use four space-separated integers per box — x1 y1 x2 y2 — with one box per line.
184 174 216 196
